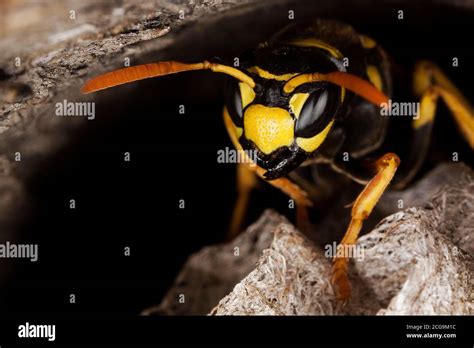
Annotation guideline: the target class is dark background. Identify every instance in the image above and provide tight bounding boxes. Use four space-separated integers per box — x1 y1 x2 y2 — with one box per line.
1 0 473 315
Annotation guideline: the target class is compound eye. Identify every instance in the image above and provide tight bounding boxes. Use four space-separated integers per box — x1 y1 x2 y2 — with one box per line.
224 80 243 127
295 88 337 138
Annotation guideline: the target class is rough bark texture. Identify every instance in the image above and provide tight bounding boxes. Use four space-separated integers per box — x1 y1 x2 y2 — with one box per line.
1 0 473 310
0 0 307 254
148 163 473 315
0 0 252 270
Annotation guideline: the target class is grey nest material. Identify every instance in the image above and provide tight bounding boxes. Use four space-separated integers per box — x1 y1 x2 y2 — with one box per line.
210 222 338 315
145 163 474 315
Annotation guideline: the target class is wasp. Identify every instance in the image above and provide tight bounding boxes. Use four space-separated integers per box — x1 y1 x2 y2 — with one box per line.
81 19 474 300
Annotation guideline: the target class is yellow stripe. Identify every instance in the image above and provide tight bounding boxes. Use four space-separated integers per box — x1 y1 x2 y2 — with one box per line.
289 93 310 118
247 66 298 81
359 35 377 49
296 120 334 152
239 82 256 108
223 106 243 148
413 91 437 129
286 38 343 59
366 65 383 91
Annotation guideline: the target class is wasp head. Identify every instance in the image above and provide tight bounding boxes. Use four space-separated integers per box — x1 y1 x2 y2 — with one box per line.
224 68 341 180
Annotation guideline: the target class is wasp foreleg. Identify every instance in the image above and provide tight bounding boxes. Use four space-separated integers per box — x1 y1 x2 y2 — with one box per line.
331 152 400 300
227 163 258 240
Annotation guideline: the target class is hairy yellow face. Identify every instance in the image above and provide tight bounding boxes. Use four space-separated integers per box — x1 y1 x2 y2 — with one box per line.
244 104 294 155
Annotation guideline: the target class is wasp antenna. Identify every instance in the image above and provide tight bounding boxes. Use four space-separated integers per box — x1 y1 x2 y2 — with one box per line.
205 61 255 88
81 61 205 94
81 60 255 94
284 71 389 106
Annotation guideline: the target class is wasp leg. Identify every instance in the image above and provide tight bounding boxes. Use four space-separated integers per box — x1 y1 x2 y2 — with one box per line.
227 163 258 240
413 61 474 148
395 61 474 188
228 162 313 238
414 61 474 147
331 152 400 300
252 166 313 231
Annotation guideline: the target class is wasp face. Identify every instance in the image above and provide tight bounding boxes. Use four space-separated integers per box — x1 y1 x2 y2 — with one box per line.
224 71 341 180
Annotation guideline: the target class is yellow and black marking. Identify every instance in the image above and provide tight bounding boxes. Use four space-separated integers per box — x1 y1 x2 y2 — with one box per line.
81 18 473 302
221 33 355 180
